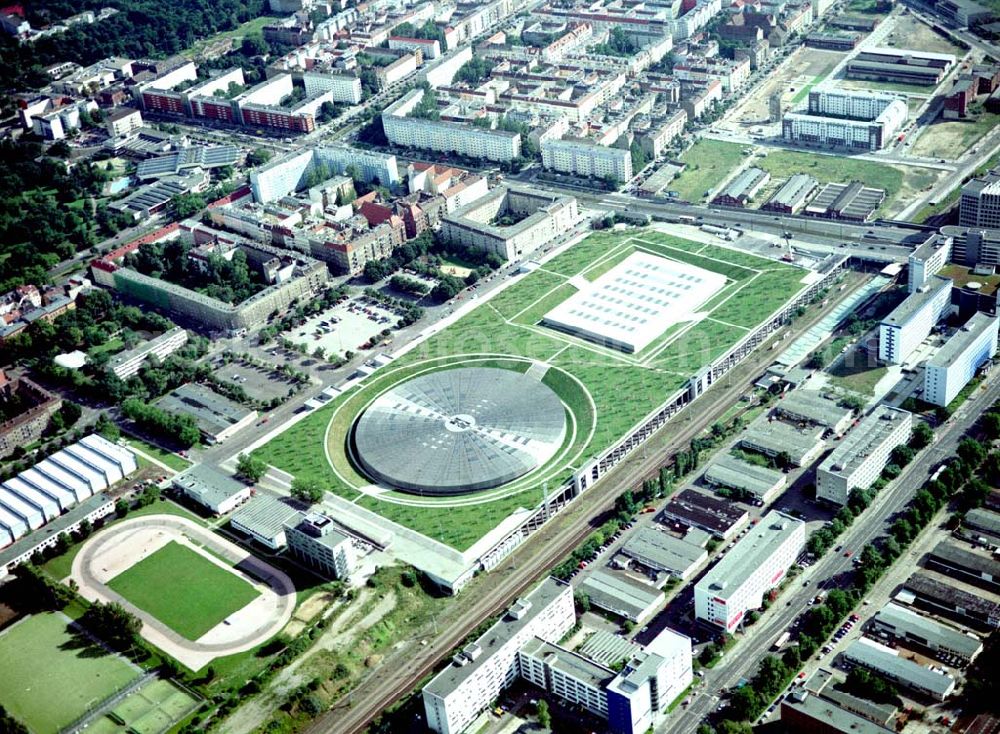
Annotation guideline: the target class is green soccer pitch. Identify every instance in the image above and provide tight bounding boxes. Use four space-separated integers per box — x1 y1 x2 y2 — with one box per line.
253 229 808 551
0 612 142 732
108 541 260 640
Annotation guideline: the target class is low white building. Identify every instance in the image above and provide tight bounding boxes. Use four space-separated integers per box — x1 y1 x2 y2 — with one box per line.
842 637 956 701
422 578 575 734
694 511 805 631
173 465 252 515
106 327 188 379
815 406 912 506
924 312 999 407
878 276 952 364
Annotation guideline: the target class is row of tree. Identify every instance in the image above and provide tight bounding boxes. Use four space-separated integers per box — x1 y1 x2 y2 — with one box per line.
121 398 201 448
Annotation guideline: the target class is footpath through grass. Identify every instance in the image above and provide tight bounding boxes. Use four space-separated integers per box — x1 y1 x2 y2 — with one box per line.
108 541 259 640
0 612 141 733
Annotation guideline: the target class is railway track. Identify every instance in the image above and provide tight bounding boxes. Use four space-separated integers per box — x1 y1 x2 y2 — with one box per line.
304 274 867 734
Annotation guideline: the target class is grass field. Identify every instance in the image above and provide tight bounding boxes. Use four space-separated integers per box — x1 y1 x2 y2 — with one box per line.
911 112 1000 161
181 15 279 59
671 139 748 201
754 150 939 215
0 612 141 733
122 434 193 472
108 541 259 640
253 229 809 551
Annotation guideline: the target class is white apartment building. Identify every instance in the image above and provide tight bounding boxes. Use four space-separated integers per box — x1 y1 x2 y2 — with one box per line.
694 511 805 631
878 275 952 364
541 137 633 182
382 89 521 162
389 36 441 59
815 406 913 506
423 578 575 734
105 326 188 379
104 107 143 138
518 639 612 718
302 71 362 104
782 89 906 152
924 312 999 407
250 145 400 203
908 235 952 294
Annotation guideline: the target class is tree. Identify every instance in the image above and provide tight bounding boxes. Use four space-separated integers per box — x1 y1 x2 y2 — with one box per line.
727 685 760 721
958 438 987 468
0 705 29 734
291 477 324 504
236 452 268 483
81 601 143 652
575 592 591 613
247 148 272 167
890 444 915 467
536 700 551 728
115 498 130 518
171 192 206 220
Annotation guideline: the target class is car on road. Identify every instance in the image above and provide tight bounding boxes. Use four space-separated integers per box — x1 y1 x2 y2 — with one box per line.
844 550 853 557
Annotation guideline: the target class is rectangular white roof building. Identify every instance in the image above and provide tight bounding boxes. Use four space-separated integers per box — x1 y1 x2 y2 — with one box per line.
19 467 78 509
542 251 727 353
695 511 805 631
842 637 956 701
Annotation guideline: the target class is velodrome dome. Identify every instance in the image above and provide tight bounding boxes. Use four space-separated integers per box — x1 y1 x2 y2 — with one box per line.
352 367 566 496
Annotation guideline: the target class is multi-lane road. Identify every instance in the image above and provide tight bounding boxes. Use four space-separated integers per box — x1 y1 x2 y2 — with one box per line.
662 371 1000 734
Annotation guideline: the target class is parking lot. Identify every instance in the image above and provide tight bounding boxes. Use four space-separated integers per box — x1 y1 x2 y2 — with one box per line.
283 296 400 358
211 360 302 403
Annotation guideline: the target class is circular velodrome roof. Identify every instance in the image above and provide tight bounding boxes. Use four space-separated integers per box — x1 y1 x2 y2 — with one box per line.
353 367 567 496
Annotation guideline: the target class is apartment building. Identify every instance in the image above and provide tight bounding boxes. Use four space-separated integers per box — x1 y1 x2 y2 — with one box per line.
249 145 400 203
924 312 999 407
105 326 188 379
422 578 575 734
441 186 578 261
541 137 633 182
518 639 612 718
694 511 805 631
815 406 912 505
302 71 362 104
382 89 522 162
782 88 906 151
878 275 952 364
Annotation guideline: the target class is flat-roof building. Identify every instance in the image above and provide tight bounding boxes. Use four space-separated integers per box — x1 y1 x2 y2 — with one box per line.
871 602 983 666
739 418 825 467
908 234 952 293
783 89 907 152
106 327 188 379
519 638 613 718
702 453 786 504
156 382 258 444
780 691 895 734
230 494 303 549
925 540 1000 594
816 406 912 506
619 527 707 580
775 390 855 436
423 578 575 734
284 512 355 579
878 276 952 364
580 569 665 623
964 508 1000 547
903 572 1000 631
924 313 999 407
660 488 749 539
173 464 252 515
695 511 805 631
842 637 955 701
541 251 727 354
605 628 693 734
846 47 955 86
